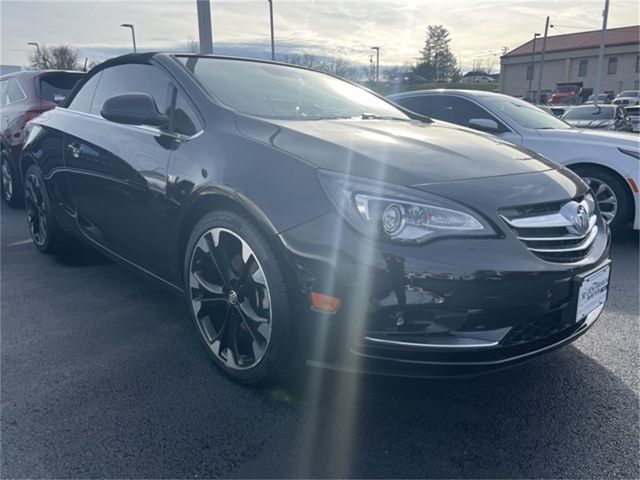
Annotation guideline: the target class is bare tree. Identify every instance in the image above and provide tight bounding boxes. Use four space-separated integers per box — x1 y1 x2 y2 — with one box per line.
30 45 79 70
281 52 359 81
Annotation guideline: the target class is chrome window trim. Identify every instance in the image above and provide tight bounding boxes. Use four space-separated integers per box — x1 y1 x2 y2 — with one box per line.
60 108 204 142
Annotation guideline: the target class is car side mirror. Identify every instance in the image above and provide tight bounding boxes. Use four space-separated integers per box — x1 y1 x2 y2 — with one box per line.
101 93 169 128
468 118 500 132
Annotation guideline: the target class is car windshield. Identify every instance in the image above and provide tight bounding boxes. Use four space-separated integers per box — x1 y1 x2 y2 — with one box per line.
485 96 571 129
176 56 409 121
564 106 615 120
618 91 639 97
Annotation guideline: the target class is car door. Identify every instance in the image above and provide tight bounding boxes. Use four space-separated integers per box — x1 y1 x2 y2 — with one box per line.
63 62 176 278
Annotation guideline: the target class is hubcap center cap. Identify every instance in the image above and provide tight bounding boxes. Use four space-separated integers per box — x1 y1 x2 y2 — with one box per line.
227 290 239 305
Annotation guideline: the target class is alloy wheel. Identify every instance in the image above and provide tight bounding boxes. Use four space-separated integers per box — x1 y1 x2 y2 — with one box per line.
1 156 13 202
189 227 272 370
584 177 618 225
24 173 48 246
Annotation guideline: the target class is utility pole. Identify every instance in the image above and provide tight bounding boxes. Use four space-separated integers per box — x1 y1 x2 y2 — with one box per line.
268 0 275 60
593 0 610 102
527 32 541 100
371 46 380 85
196 0 213 54
120 24 137 53
536 17 552 104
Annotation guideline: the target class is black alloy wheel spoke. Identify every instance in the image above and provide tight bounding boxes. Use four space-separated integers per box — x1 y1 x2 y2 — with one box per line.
205 232 233 287
189 227 272 371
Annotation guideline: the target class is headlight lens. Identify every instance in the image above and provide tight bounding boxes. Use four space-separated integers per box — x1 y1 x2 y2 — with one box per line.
318 170 491 243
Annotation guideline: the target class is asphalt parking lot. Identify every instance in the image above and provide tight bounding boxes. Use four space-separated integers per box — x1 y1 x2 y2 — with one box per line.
1 201 638 479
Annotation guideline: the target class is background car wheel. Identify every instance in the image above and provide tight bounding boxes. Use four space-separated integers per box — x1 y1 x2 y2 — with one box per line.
1 150 23 208
24 165 66 253
572 166 631 235
184 210 297 384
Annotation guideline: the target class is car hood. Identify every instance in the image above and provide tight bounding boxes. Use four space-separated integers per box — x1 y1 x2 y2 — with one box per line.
236 116 557 186
535 127 639 146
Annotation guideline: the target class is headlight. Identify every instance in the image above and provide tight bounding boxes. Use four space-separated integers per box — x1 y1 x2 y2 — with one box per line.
318 170 492 243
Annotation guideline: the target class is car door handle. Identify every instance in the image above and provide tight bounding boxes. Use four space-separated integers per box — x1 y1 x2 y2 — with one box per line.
67 142 81 159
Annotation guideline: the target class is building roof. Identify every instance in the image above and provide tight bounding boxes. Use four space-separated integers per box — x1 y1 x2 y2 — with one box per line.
503 25 639 58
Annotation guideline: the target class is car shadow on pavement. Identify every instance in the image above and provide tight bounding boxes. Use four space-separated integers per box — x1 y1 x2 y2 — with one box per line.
54 241 114 268
247 345 639 479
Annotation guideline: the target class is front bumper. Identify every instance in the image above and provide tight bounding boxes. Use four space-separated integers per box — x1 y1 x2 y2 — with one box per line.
279 211 611 377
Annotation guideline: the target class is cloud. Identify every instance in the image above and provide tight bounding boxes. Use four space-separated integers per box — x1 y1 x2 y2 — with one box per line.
1 0 638 71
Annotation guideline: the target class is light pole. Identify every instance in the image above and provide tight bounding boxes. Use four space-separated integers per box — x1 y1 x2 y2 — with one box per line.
593 0 610 102
28 42 43 68
536 18 553 104
120 23 137 53
527 32 541 100
196 0 213 54
268 0 275 61
371 46 380 85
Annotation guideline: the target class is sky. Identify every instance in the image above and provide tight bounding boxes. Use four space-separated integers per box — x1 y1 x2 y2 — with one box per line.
1 0 639 72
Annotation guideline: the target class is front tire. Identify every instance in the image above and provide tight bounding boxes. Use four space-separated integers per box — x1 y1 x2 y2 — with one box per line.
184 210 296 384
1 150 23 208
571 166 631 235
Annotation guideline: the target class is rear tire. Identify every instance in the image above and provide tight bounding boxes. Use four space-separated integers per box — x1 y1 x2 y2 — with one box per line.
571 166 631 235
1 150 23 208
183 209 297 384
24 165 67 254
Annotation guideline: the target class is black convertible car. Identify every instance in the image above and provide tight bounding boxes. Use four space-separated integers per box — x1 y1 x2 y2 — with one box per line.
21 53 611 383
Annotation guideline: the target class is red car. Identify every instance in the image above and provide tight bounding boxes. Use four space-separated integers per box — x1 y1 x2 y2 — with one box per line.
1 70 84 207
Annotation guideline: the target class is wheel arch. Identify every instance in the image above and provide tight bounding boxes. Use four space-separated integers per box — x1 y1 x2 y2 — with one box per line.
566 161 635 222
175 186 280 283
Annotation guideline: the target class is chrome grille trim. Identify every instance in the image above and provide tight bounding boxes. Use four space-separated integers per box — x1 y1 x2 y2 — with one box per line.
526 226 598 253
501 197 598 263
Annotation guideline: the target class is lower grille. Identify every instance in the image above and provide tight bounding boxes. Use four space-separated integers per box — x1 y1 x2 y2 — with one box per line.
501 310 575 347
501 197 598 264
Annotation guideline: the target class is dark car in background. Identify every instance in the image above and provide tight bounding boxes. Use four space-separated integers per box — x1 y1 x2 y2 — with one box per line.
562 104 631 131
21 54 611 384
1 70 84 207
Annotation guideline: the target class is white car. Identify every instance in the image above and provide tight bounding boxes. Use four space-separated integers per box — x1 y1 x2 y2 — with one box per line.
612 90 640 106
388 90 640 233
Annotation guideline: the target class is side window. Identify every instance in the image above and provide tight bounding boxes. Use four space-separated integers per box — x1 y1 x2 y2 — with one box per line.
172 92 201 136
0 80 7 107
430 96 498 126
394 95 433 117
67 71 102 113
2 78 26 105
90 64 173 117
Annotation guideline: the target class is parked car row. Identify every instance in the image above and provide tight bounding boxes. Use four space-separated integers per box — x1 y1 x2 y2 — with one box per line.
388 89 639 234
1 70 84 207
0 55 635 384
561 104 633 132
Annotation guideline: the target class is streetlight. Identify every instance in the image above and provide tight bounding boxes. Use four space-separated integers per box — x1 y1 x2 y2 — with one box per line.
371 46 380 85
536 18 554 104
120 23 137 53
27 42 43 68
527 32 541 100
267 0 275 61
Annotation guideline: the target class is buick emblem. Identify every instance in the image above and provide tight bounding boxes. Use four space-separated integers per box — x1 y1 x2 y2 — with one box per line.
561 201 590 236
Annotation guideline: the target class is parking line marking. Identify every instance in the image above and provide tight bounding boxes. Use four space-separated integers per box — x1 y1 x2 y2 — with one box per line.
6 239 33 247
